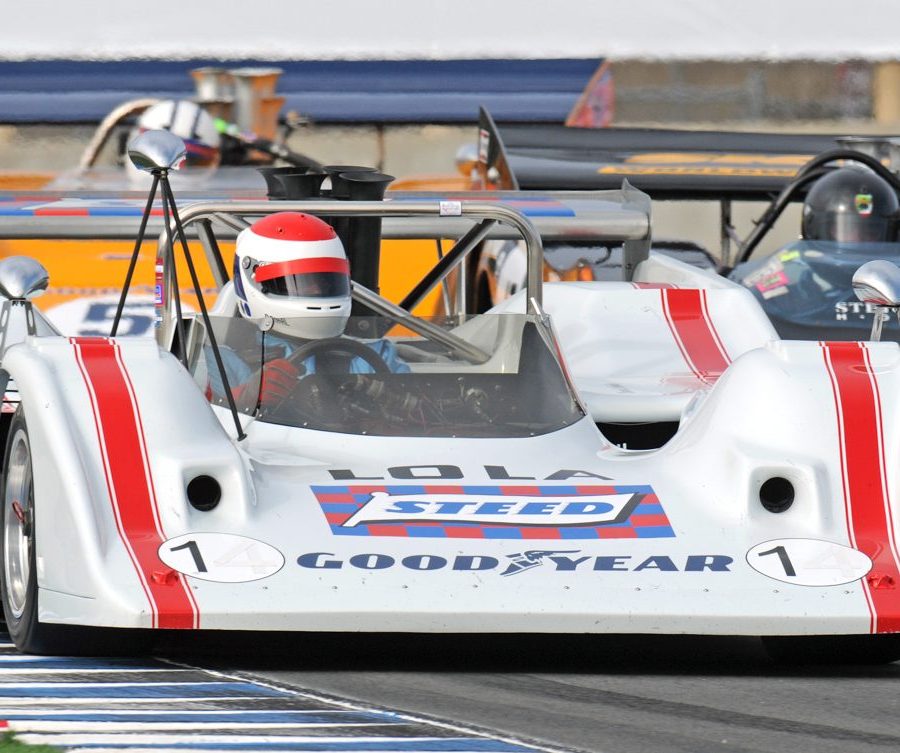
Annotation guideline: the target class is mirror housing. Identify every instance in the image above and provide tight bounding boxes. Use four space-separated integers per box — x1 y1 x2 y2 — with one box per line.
0 256 49 300
853 259 900 307
127 129 187 172
852 259 900 341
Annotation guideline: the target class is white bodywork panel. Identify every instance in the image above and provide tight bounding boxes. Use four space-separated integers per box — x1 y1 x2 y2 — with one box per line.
5 311 899 637
3 219 899 639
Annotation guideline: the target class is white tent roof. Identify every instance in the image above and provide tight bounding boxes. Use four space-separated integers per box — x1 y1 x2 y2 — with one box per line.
2 0 898 62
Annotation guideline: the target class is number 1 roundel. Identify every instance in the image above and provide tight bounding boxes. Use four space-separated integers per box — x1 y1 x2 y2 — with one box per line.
159 533 285 583
747 538 872 587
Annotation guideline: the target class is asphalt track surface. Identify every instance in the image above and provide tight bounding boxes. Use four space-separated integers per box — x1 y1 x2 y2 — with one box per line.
157 632 900 753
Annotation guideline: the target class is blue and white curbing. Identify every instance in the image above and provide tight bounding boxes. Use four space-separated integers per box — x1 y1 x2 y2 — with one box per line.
0 636 563 753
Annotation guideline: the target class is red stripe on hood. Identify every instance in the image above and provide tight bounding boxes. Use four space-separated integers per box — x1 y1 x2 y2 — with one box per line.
72 338 198 629
660 288 730 384
822 341 900 633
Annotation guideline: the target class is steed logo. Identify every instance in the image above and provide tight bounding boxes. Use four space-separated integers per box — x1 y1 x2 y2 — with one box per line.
312 484 675 539
342 491 639 528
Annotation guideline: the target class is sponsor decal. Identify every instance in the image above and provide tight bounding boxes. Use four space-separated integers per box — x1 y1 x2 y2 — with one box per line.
45 290 201 337
478 129 490 163
742 258 791 299
297 549 733 574
597 165 799 178
746 538 871 587
502 549 580 575
834 300 884 321
47 295 157 337
312 484 674 539
855 192 874 216
159 533 285 583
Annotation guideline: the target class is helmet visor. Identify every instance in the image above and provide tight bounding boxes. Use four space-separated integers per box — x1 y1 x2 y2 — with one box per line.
808 211 897 244
252 257 350 298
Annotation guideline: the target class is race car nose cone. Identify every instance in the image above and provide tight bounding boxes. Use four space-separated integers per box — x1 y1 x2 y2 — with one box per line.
0 256 49 300
128 129 188 172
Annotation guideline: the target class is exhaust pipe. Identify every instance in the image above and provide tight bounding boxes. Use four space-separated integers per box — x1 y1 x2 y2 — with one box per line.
318 166 378 263
257 166 301 199
323 165 377 198
341 171 394 297
275 171 327 199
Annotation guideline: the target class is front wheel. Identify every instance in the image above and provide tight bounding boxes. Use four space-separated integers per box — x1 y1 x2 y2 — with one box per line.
0 408 60 653
0 408 152 656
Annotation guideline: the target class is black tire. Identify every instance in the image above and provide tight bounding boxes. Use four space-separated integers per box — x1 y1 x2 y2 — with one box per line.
0 408 65 653
0 408 151 656
762 634 900 665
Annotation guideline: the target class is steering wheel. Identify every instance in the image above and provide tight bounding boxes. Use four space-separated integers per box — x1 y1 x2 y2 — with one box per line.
260 337 393 426
285 337 392 374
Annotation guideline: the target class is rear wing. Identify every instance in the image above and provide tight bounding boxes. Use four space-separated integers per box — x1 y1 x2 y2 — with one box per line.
0 188 650 244
477 109 879 199
0 187 652 316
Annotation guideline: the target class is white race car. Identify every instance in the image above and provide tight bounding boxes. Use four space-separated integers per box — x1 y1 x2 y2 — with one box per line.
2 132 900 663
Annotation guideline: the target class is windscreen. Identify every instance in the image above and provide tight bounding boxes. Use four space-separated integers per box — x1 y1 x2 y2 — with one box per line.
189 313 584 438
731 239 900 340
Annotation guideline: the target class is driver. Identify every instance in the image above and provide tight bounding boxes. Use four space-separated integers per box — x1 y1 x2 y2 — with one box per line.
128 100 221 172
212 211 408 409
802 166 900 244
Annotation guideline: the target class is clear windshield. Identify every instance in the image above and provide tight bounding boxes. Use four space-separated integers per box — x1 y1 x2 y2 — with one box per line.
787 239 900 257
188 313 584 437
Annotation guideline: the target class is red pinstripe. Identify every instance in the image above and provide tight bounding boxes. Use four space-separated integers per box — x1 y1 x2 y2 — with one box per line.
660 288 730 384
822 341 900 633
71 338 198 629
631 282 677 289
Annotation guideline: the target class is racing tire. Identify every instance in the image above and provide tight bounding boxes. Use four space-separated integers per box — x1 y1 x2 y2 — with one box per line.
0 408 150 656
762 634 900 665
0 408 65 653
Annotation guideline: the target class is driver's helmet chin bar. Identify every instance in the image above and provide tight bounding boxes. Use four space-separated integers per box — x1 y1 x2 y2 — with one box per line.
110 166 247 442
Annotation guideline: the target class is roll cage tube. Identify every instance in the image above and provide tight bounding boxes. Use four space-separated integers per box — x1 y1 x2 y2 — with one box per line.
399 219 497 312
159 199 546 315
351 281 490 364
737 149 900 264
154 200 545 385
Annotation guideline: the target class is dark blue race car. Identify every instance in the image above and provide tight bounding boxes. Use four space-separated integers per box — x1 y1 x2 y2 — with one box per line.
472 109 900 340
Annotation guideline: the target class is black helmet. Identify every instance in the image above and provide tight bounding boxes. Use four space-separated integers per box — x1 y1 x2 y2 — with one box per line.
801 166 899 243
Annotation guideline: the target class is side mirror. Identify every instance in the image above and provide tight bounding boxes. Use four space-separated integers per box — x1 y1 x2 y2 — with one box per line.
0 256 49 300
852 259 900 341
127 129 187 172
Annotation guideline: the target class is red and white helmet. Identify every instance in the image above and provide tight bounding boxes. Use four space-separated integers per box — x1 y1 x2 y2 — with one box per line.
233 212 352 339
132 100 221 168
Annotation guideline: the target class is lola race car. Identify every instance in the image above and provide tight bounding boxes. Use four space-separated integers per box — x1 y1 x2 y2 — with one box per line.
2 130 900 664
467 110 900 343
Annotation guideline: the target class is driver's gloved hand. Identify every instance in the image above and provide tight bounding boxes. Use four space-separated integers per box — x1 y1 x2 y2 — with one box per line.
257 358 302 408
